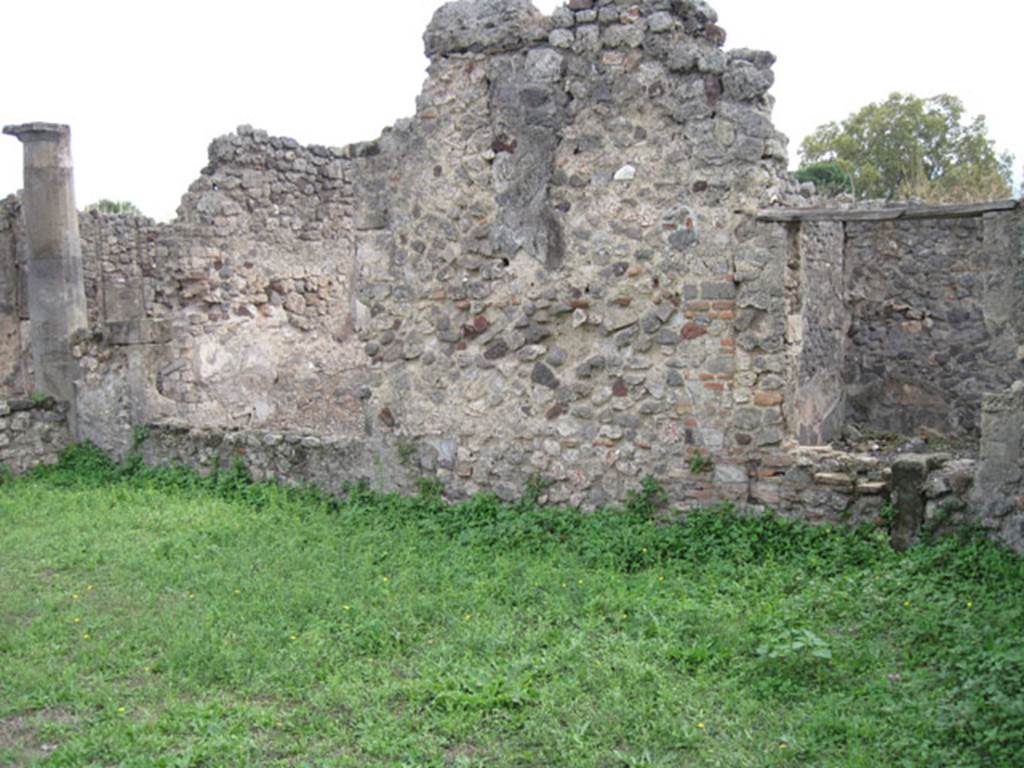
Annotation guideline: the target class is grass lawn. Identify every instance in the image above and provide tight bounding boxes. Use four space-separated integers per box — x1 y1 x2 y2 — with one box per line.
1 447 1022 767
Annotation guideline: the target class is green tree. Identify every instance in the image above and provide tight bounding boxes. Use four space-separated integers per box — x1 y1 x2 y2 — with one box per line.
799 93 1014 203
794 161 853 198
85 199 143 216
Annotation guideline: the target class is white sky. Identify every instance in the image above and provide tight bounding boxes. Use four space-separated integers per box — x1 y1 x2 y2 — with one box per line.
2 0 1021 222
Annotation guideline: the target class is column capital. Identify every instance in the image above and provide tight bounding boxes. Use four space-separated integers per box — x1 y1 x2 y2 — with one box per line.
3 123 71 143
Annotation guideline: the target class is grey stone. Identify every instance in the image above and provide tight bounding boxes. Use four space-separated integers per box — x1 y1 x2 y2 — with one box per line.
531 362 560 390
647 11 674 32
424 0 543 57
722 61 775 101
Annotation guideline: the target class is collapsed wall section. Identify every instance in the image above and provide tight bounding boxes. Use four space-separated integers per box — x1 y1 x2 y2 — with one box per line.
69 128 367 455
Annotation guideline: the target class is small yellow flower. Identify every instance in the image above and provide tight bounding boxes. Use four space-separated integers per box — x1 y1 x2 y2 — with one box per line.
464 613 472 621
289 634 298 641
642 548 648 554
72 594 80 600
967 600 974 609
86 585 94 592
577 579 583 585
697 722 705 730
82 633 90 640
382 576 390 583
779 743 788 750
903 600 911 608
188 592 196 599
659 576 665 582
144 667 151 673
233 589 241 595
117 707 126 714
342 604 351 611
73 617 81 624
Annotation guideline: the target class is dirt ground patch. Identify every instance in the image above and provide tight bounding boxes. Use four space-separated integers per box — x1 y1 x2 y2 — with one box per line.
0 709 76 766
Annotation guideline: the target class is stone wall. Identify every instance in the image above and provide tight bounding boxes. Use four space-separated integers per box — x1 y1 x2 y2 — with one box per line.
3 0 1024 551
843 210 1024 435
0 196 30 398
784 220 848 445
0 398 71 474
69 127 366 455
972 381 1024 550
342 0 794 509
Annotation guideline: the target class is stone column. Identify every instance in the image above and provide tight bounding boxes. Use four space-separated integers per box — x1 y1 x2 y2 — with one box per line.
2 123 87 403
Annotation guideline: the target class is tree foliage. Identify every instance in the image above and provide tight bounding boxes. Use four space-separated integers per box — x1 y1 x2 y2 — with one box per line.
794 161 853 198
798 93 1014 203
86 199 143 216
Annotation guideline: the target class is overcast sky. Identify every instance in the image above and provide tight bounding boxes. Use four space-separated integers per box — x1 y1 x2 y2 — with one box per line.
2 0 1021 222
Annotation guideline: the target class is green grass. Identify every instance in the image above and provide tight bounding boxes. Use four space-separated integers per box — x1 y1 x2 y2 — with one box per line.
0 446 1022 767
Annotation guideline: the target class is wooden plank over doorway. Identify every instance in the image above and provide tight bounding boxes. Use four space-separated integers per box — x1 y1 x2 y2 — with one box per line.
756 199 1020 223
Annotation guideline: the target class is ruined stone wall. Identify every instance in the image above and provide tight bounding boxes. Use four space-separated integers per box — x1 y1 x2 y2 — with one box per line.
0 196 30 398
70 127 366 455
843 210 1024 435
6 0 1024 551
972 382 1024 550
783 220 848 445
0 398 70 473
78 211 159 326
344 0 794 508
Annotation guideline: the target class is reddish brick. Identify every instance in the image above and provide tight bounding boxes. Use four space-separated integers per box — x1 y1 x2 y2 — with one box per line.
681 323 708 340
546 403 567 420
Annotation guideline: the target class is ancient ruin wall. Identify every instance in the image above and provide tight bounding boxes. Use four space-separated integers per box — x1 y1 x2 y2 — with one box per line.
67 128 367 456
0 398 71 474
4 0 1024 549
973 382 1024 550
783 220 848 446
43 0 800 510
342 0 796 506
843 211 1024 435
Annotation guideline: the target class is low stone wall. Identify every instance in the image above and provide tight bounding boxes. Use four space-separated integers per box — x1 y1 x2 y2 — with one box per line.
0 398 71 474
137 420 1002 553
